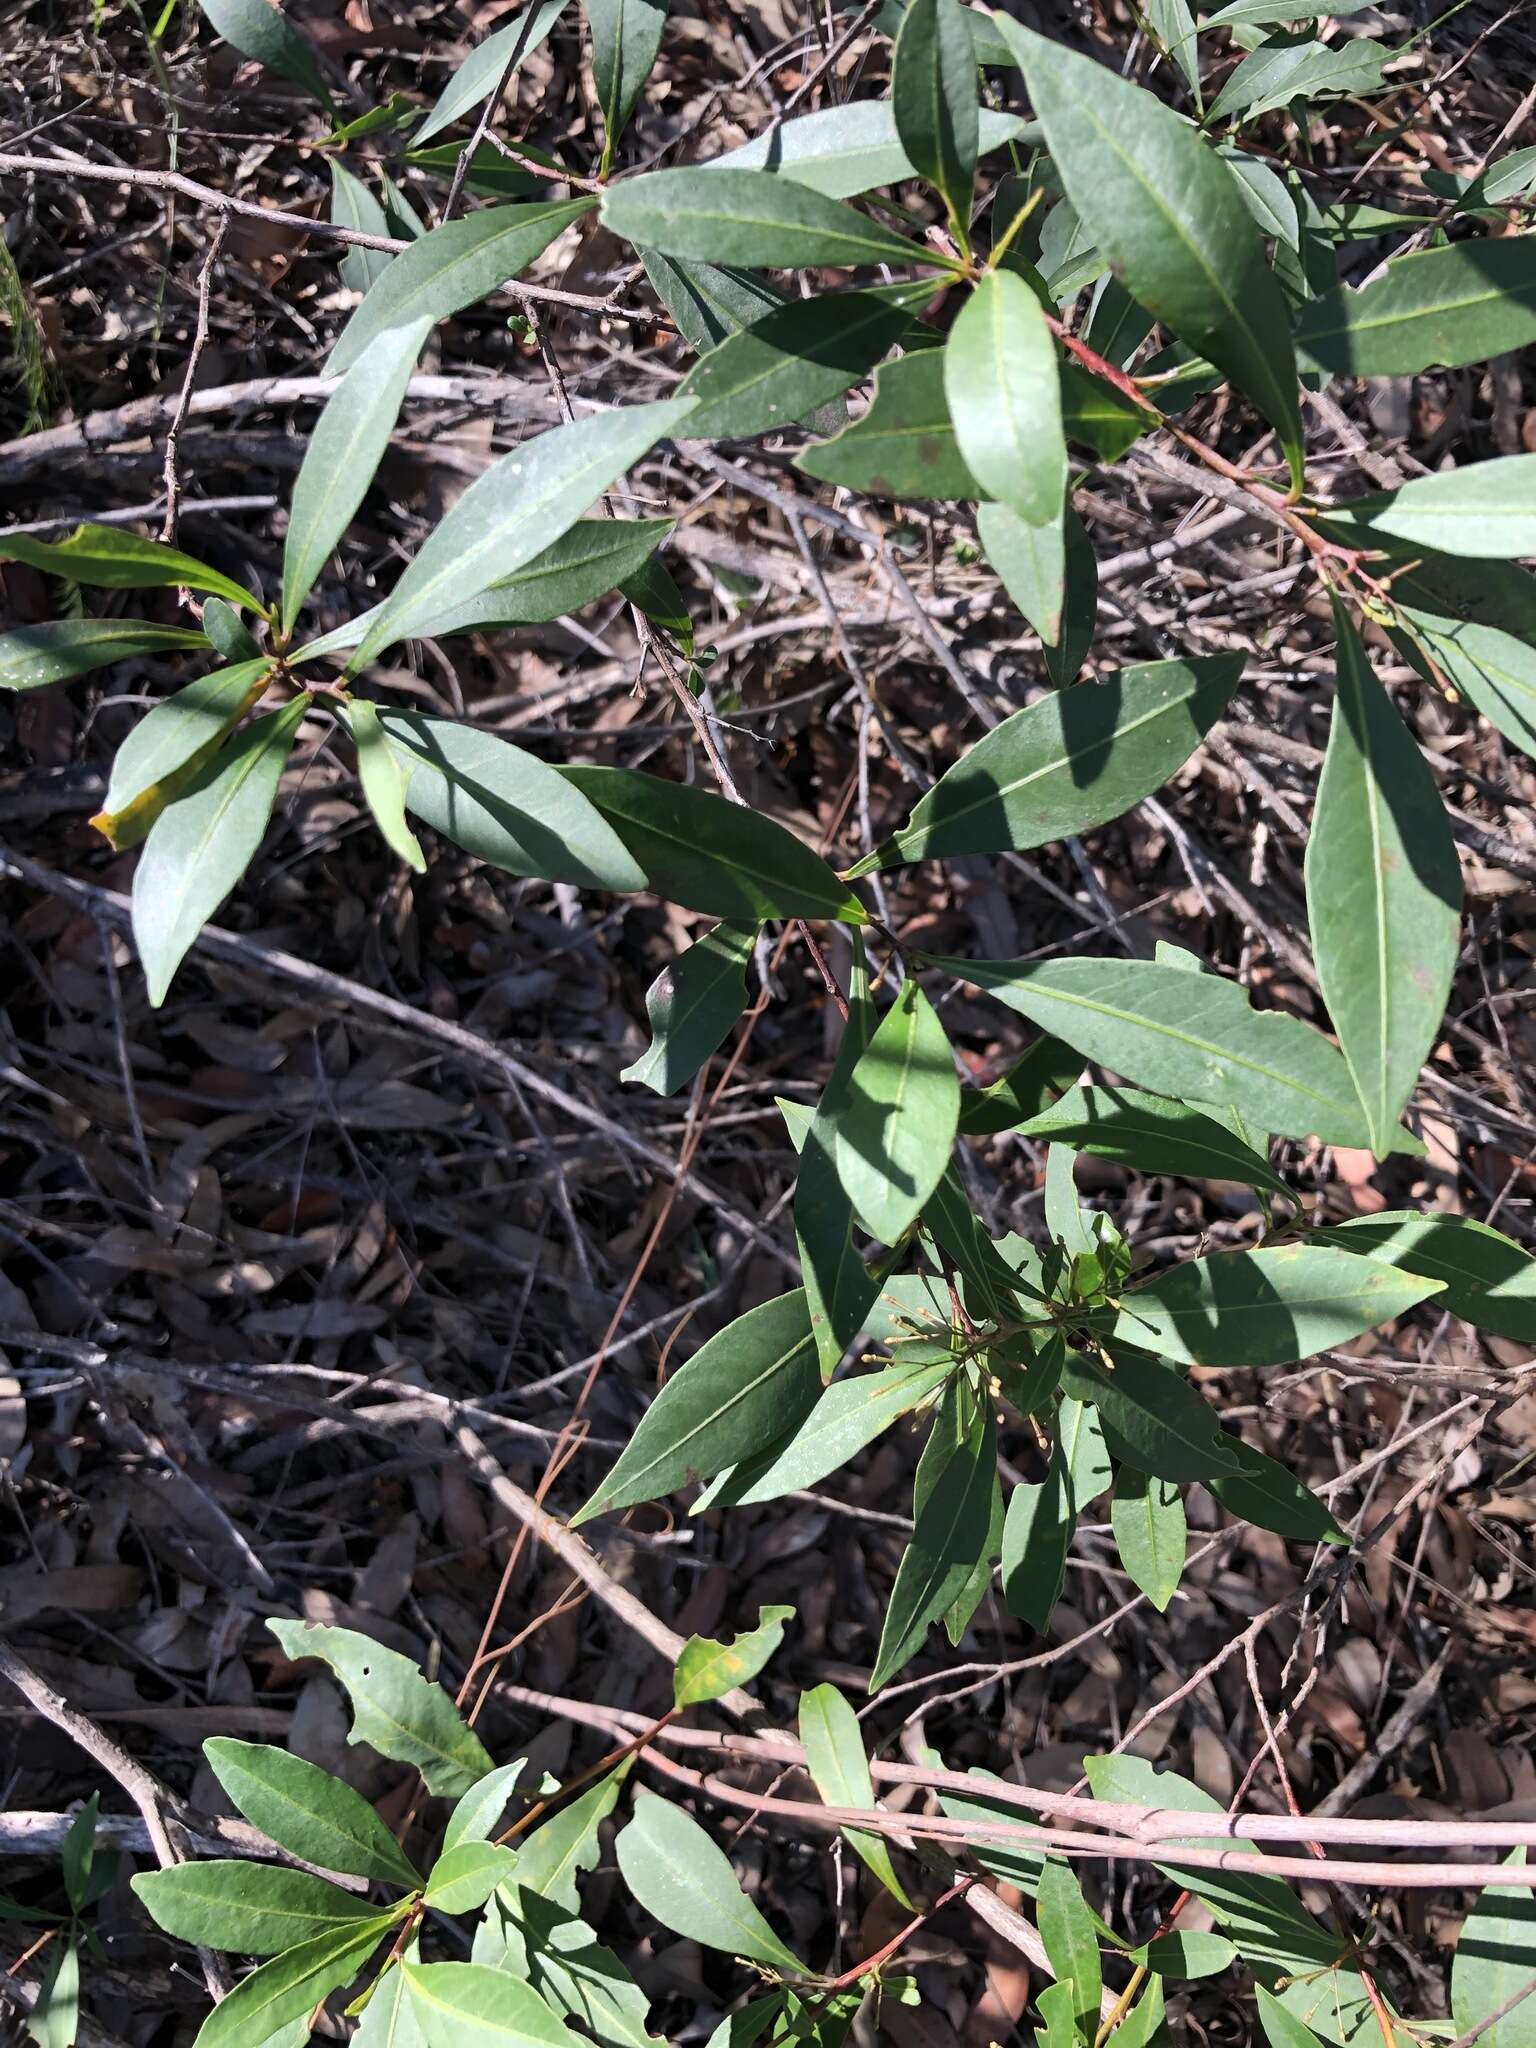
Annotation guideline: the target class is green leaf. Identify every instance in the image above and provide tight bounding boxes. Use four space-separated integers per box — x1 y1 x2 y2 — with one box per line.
1112 1244 1441 1367
796 347 979 500
132 1862 384 1954
1147 0 1202 97
859 655 1241 871
1221 147 1300 247
944 269 1065 526
798 1683 912 1907
1018 1083 1287 1196
28 1941 79 2048
1042 506 1099 687
976 500 1066 649
713 100 1025 201
1326 456 1536 560
330 160 394 295
572 1291 822 1523
515 1769 627 1910
60 1797 96 1916
350 400 692 669
1034 1976 1079 2048
694 1350 953 1509
0 617 208 694
265 1621 496 1799
356 1956 428 2048
893 0 979 230
614 1792 803 1969
1295 235 1536 377
203 1738 421 1885
1306 602 1461 1157
324 92 417 148
559 765 866 922
1206 34 1391 126
958 1036 1082 1135
424 1842 520 1914
642 253 786 354
378 713 646 892
1256 1986 1330 2048
674 1605 794 1708
600 167 937 270
869 1393 995 1689
282 321 428 632
132 696 307 1007
443 1761 532 1853
401 1961 579 2048
620 921 758 1095
193 1919 397 2048
1059 1394 1112 1507
587 0 666 171
1037 1862 1102 2035
351 701 426 873
1111 1467 1186 1611
1400 610 1536 760
1062 1346 1243 1482
491 1892 664 2048
836 980 960 1245
1202 0 1375 26
1312 1210 1536 1341
1135 1932 1237 1979
0 523 257 609
201 599 261 665
677 282 926 441
94 660 272 850
405 142 539 202
414 2 566 145
1453 1850 1536 2048
1206 1438 1348 1543
931 953 1379 1148
197 0 332 107
996 17 1305 492
300 520 673 658
329 201 594 375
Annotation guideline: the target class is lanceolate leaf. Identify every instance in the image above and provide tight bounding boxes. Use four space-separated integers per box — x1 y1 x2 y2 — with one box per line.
600 167 937 271
515 1768 628 1909
1399 611 1536 761
379 713 647 892
193 1920 397 2048
198 0 332 107
572 1291 822 1522
351 701 426 873
677 283 927 441
620 921 758 1095
281 319 429 632
587 0 668 170
929 955 1380 1148
858 655 1241 870
1311 1211 1536 1342
712 100 1026 201
443 1760 532 1853
674 1605 793 1708
202 598 261 665
642 253 786 354
1305 603 1461 1157
1062 1346 1244 1482
495 1893 664 2048
892 0 980 230
1205 34 1390 127
132 1863 382 1954
0 523 257 608
349 399 694 668
836 979 960 1245
414 2 566 145
870 1395 995 1689
203 1739 421 1885
1017 1084 1289 1196
0 618 208 694
132 696 308 1007
958 1036 1082 1135
92 660 272 850
560 765 866 922
1112 1244 1442 1367
1324 456 1536 560
1000 1444 1071 1629
423 1842 519 1914
1206 1438 1347 1543
330 160 394 295
1111 1468 1185 1611
1037 1863 1103 2035
799 1683 912 1905
996 17 1305 491
266 1620 496 1798
944 268 1065 526
329 201 595 374
1452 1850 1536 2048
401 1961 581 2048
796 348 981 499
614 1793 803 1969
976 500 1066 648
1295 235 1536 377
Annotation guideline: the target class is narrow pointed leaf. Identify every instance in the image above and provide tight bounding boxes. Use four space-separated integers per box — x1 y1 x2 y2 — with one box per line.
996 17 1305 490
1295 236 1536 377
1136 1932 1237 1978
1400 610 1536 761
330 160 394 295
1111 1468 1186 1611
572 1291 822 1522
958 1036 1082 1135
796 348 980 499
0 523 257 608
674 1605 793 1708
587 0 667 165
1305 603 1461 1156
443 1760 532 1853
1017 1083 1288 1195
799 1684 912 1906
600 167 933 269
892 0 979 227
516 1767 628 1909
1037 1863 1102 2034
132 696 307 1006
401 1961 580 2048
132 1863 382 1954
976 500 1065 647
1001 1446 1071 1628
1112 1244 1442 1367
945 268 1065 526
1452 1850 1536 2048
1206 1439 1348 1543
203 1739 421 1885
1324 456 1536 560
92 660 271 850
193 1920 397 2048
329 201 594 373
1206 35 1390 126
836 980 959 1245
869 1399 994 1689
1062 1347 1244 1482
499 1892 664 2048
1311 1211 1536 1342
201 599 261 665
621 921 758 1094
0 618 208 693
414 2 566 144
641 252 786 352
712 99 1025 200
614 1793 803 1968
351 701 427 873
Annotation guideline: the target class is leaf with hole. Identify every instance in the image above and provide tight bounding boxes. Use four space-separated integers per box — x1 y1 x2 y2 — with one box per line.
621 920 758 1095
674 1605 793 1708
